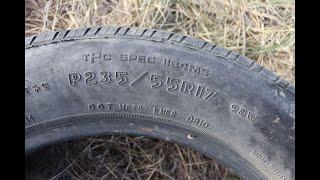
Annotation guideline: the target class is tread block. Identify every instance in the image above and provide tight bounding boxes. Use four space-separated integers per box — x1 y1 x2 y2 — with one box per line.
141 29 156 38
126 28 147 37
212 46 229 57
260 68 279 82
169 33 186 43
84 27 102 38
25 36 36 47
150 30 172 41
277 78 290 88
250 63 263 73
115 27 130 36
182 37 206 49
237 56 254 68
53 30 71 41
226 51 239 61
202 43 216 52
94 27 112 37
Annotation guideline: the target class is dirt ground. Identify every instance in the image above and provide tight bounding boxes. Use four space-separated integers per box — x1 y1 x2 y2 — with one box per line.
25 0 294 179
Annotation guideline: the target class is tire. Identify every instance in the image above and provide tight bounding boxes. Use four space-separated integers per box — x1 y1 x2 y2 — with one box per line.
25 26 295 180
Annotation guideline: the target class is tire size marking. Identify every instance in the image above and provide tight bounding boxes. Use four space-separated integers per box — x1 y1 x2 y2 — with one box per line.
83 52 112 63
82 52 210 77
187 116 209 128
68 71 219 102
88 102 145 114
249 150 286 180
25 83 50 96
88 102 178 119
88 102 210 128
231 104 256 122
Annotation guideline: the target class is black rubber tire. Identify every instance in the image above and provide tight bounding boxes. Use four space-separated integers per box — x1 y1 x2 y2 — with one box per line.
25 26 295 180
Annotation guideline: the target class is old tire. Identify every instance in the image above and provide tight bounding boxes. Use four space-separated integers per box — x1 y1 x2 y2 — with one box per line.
25 26 295 180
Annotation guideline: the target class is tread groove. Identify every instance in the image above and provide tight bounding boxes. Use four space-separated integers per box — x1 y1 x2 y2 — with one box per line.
179 36 187 43
201 42 208 50
140 29 148 37
248 61 255 68
274 76 281 83
167 33 174 41
226 51 232 57
149 30 157 38
94 27 102 36
209 44 217 53
233 54 241 62
257 66 264 73
29 36 36 45
122 27 130 36
113 27 122 35
52 31 59 40
83 28 91 37
63 30 70 39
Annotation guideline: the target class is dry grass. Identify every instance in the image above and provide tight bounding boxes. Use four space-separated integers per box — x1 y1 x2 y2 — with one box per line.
25 0 294 179
26 136 236 180
25 0 295 83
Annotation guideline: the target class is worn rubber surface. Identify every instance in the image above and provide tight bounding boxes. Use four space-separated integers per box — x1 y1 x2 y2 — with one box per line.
25 26 295 179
